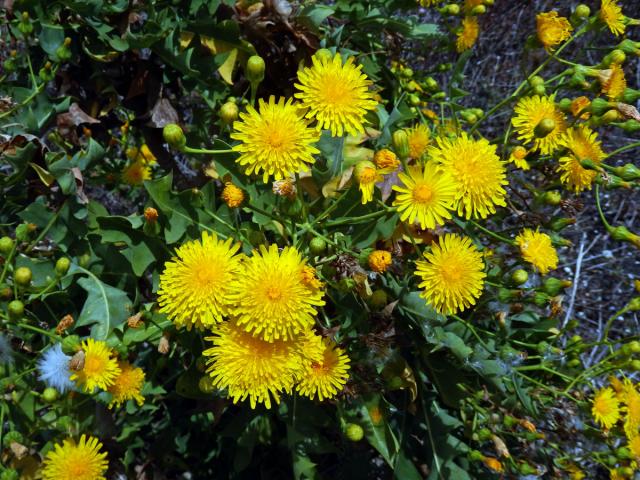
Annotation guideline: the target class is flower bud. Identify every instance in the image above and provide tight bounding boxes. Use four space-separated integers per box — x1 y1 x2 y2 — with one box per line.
511 269 528 286
222 182 245 208
608 225 640 248
529 76 545 87
309 237 327 255
603 49 626 67
543 190 562 206
246 55 265 84
533 118 556 138
55 38 72 62
353 161 377 184
424 77 438 90
219 101 239 124
590 97 613 116
628 297 640 311
549 217 576 231
62 335 81 354
471 5 486 15
542 277 572 296
17 11 33 36
345 424 364 442
574 4 590 19
198 376 215 394
401 67 414 78
8 300 24 320
314 48 333 63
162 124 186 150
617 39 640 56
14 267 32 287
600 108 620 123
42 387 59 403
442 4 460 15
369 289 388 310
144 207 159 224
55 257 71 276
622 88 640 104
0 236 14 255
392 130 410 159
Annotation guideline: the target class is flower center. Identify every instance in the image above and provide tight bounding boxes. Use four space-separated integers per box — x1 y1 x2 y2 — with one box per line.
69 462 90 477
440 263 463 283
320 76 350 106
84 356 104 375
413 184 434 204
266 286 283 301
359 167 377 184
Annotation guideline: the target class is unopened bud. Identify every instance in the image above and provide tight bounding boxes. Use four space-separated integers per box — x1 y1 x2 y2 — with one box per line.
246 55 265 84
219 102 239 124
533 118 556 138
392 129 410 159
574 4 590 19
144 207 158 223
163 124 186 150
314 48 333 63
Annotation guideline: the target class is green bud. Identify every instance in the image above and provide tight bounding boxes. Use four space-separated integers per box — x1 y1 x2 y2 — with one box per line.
612 163 640 181
619 467 635 477
444 4 460 15
424 77 438 90
468 450 485 462
603 49 626 67
14 266 32 287
628 297 640 311
549 217 576 232
55 38 72 61
55 257 71 276
0 470 19 480
0 236 13 255
511 269 528 286
401 67 414 78
17 12 33 36
617 39 640 56
533 118 556 138
557 98 572 112
309 237 327 256
600 108 620 124
590 97 614 116
566 359 579 368
631 359 640 371
519 463 537 475
529 76 545 87
219 102 239 124
246 55 266 84
61 335 81 355
498 288 519 302
543 277 571 296
392 130 410 159
369 289 388 310
574 4 590 19
314 48 333 63
608 225 640 248
3 430 24 447
533 291 550 307
8 300 24 320
503 415 517 428
345 423 364 442
471 5 486 15
477 427 492 441
337 277 356 293
42 387 59 403
163 124 186 150
3 57 16 73
628 341 640 353
544 190 562 206
78 252 91 268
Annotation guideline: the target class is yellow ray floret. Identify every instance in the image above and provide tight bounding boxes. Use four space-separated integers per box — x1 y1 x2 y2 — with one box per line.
42 434 109 480
107 361 145 408
599 0 625 36
557 125 605 193
415 234 486 315
231 96 320 182
70 338 120 393
456 17 479 53
515 228 558 275
592 387 620 429
158 232 242 330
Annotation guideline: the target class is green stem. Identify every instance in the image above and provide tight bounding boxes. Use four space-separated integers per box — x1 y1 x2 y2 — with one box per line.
602 306 631 342
466 219 515 245
604 141 640 160
325 209 387 228
182 146 235 155
594 184 610 229
14 322 61 341
0 242 17 284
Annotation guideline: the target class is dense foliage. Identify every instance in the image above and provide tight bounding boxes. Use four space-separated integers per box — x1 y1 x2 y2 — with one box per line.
1 0 640 478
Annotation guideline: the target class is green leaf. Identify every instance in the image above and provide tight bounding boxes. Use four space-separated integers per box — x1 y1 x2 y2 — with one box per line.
39 24 65 57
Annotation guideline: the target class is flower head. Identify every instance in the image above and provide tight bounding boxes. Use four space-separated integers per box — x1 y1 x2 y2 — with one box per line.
158 232 242 330
599 0 625 36
70 339 120 393
515 229 558 275
629 435 640 459
512 95 567 155
368 250 392 273
121 160 151 185
429 133 507 219
619 379 640 439
536 11 572 50
457 17 479 53
508 146 530 170
126 144 156 165
392 163 456 229
273 177 297 198
230 245 325 342
296 337 350 401
294 53 378 137
374 149 399 171
0 333 14 365
557 125 605 193
107 361 145 408
600 63 626 100
415 234 486 315
592 387 621 429
407 124 431 160
222 182 245 208
203 321 301 409
570 96 591 119
483 457 504 473
37 344 74 393
354 161 384 205
41 435 108 480
231 96 320 182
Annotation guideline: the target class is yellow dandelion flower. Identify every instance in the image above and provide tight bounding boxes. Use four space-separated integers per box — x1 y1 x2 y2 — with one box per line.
222 182 245 208
536 11 573 50
107 361 145 408
457 17 479 53
429 133 507 219
600 0 625 36
368 250 392 273
509 146 530 170
565 464 586 480
392 163 456 229
483 457 503 473
354 161 384 205
592 387 621 429
415 234 486 315
600 63 627 100
515 229 558 275
610 375 625 396
622 380 640 439
158 232 242 330
630 435 640 459
296 337 350 401
231 96 320 182
407 124 431 160
512 95 567 155
374 149 400 171
557 125 605 193
570 96 591 119
127 145 157 165
121 160 151 185
203 321 301 409
300 265 323 290
70 339 120 393
294 53 378 137
41 435 108 480
230 245 325 342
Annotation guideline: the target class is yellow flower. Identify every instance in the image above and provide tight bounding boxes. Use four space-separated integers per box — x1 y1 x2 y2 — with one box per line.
592 387 621 429
374 149 400 171
512 95 567 155
107 361 145 408
600 63 627 100
231 96 320 182
630 435 640 459
515 228 558 275
483 457 503 473
222 182 245 208
368 250 392 273
536 11 573 50
127 144 157 165
565 464 586 480
121 160 151 185
570 96 591 119
457 17 479 53
415 234 486 315
407 124 431 160
294 53 378 137
557 125 605 193
230 245 325 342
621 380 640 439
392 163 456 229
600 0 625 36
354 161 384 205
41 435 109 480
429 133 507 219
203 321 302 409
158 232 242 330
508 146 530 170
296 337 350 401
272 177 297 198
70 339 120 393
